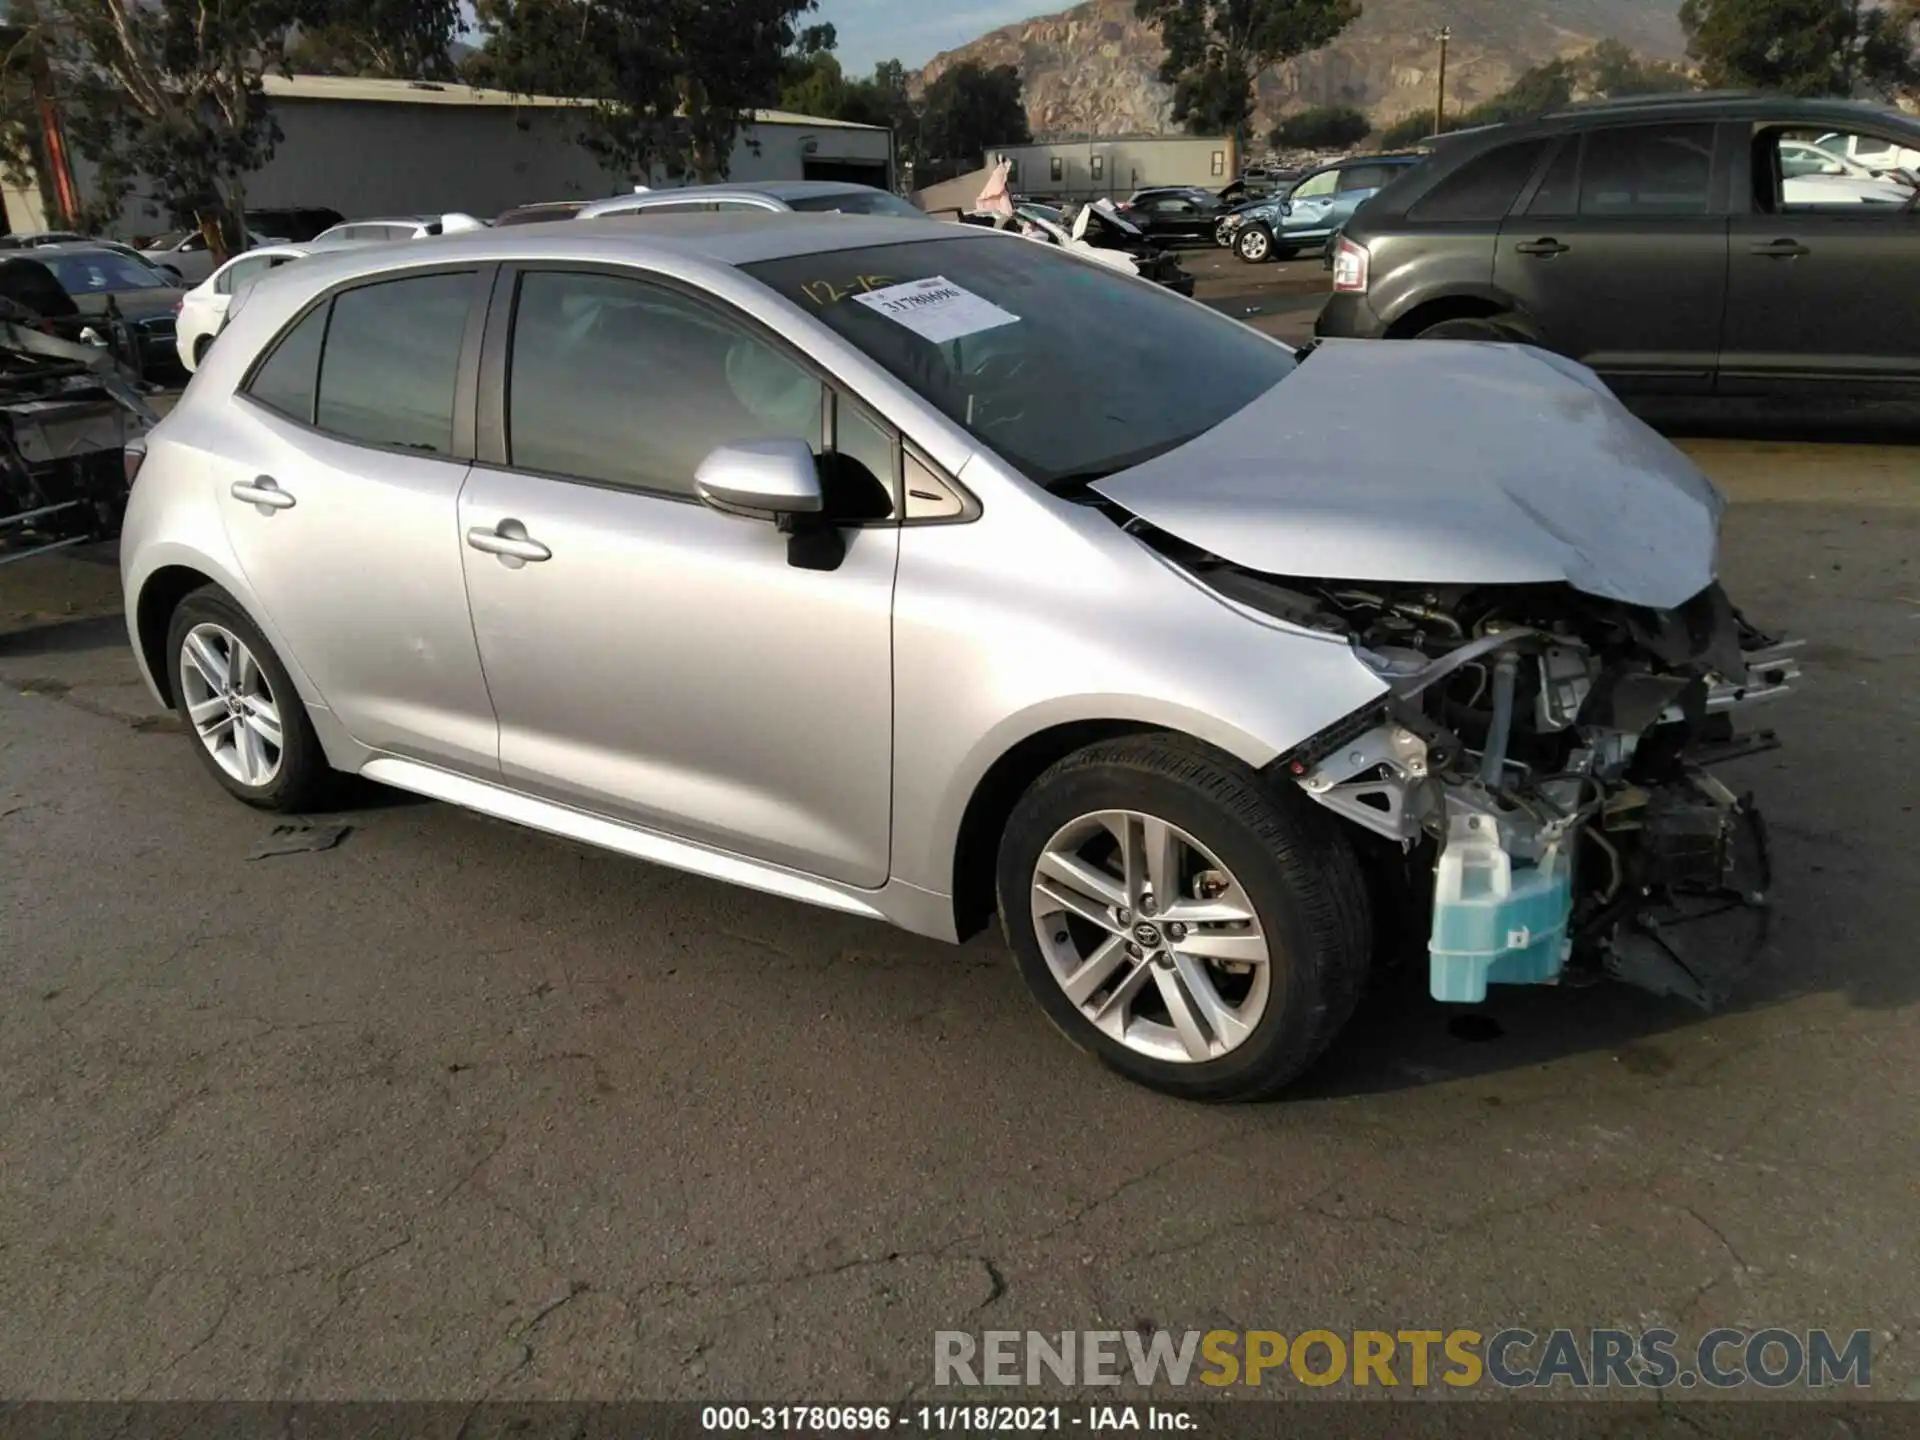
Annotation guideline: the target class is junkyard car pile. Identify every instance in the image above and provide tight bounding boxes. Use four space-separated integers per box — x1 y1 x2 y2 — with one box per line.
121 207 1796 1101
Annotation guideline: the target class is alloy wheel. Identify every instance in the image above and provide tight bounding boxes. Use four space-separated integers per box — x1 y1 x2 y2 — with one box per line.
1239 229 1269 262
1030 809 1271 1064
178 622 285 787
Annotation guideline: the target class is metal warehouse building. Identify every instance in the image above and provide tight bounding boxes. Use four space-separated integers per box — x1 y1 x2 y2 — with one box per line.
9 71 894 235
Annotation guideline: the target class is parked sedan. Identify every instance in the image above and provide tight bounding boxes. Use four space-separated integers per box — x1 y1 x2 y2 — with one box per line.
139 229 285 285
36 243 189 376
174 240 374 372
1114 188 1223 241
1228 154 1425 262
1316 94 1920 399
124 214 1794 1099
575 180 925 220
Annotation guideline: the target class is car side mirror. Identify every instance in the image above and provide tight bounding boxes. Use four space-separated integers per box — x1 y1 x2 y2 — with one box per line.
694 437 843 572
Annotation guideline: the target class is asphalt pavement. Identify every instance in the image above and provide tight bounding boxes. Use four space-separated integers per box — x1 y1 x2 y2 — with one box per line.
2 282 1917 1404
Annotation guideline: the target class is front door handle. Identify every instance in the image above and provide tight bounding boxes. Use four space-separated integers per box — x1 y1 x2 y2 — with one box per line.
1514 238 1571 257
1750 238 1810 258
231 476 295 513
466 519 551 565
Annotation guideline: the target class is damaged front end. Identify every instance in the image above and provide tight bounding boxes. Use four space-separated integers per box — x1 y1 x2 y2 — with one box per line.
1218 566 1797 1008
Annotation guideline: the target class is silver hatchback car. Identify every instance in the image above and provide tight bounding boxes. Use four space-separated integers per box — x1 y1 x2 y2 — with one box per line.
122 214 1795 1100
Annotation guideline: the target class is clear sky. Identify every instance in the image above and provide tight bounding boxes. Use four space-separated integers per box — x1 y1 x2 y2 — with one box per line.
814 0 1049 76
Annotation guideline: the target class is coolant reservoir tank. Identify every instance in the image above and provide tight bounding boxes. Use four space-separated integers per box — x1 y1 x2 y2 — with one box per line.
1429 812 1573 1004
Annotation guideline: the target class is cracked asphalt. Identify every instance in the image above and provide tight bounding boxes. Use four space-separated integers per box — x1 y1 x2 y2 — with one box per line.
2 421 1917 1405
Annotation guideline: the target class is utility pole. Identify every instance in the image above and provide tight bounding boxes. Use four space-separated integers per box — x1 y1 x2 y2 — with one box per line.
1434 26 1452 138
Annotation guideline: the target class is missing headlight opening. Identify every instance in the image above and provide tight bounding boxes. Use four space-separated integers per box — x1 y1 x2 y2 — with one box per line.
1176 544 1799 1010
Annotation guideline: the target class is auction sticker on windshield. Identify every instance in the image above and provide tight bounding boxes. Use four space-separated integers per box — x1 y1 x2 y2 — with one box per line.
851 276 1020 344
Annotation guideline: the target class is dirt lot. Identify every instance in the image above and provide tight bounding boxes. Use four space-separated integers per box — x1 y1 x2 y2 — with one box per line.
2 273 1917 1404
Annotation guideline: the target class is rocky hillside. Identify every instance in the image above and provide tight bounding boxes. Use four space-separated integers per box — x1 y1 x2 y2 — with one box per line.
919 0 1685 138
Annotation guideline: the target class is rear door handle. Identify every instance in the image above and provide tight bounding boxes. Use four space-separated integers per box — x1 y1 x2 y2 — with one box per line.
466 519 551 565
1514 238 1570 257
1750 238 1810 258
231 476 295 512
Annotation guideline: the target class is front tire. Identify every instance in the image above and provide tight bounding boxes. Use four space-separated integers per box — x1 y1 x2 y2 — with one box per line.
996 734 1373 1102
166 587 331 811
1235 225 1274 264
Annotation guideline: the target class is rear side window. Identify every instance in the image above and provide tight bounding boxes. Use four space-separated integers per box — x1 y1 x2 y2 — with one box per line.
246 304 327 424
1577 123 1716 216
1410 140 1549 221
245 271 474 452
316 273 473 453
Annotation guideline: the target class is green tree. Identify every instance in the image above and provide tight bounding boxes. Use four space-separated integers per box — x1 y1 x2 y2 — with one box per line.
288 0 462 79
1679 0 1913 95
918 61 1029 167
1270 103 1370 148
1135 0 1362 137
4 0 320 255
467 0 820 181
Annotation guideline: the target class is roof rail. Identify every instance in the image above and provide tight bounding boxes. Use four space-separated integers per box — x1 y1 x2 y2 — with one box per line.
1539 89 1778 117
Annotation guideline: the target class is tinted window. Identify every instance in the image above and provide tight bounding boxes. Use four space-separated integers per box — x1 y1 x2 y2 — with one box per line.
745 235 1297 489
246 303 328 424
1527 138 1582 215
1578 123 1715 216
1410 140 1549 221
634 201 711 215
824 395 896 521
506 269 822 497
1337 164 1396 193
315 273 472 453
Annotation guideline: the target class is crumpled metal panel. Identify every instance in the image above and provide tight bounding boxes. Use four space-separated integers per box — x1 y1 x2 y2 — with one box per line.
1092 338 1724 610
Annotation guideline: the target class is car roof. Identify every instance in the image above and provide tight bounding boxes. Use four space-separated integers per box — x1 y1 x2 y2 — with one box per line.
260 211 966 285
1455 91 1920 141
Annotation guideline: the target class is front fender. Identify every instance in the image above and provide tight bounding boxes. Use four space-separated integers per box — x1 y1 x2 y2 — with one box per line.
888 465 1389 897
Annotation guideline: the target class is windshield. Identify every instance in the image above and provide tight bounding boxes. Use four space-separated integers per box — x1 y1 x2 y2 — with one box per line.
785 189 924 218
42 250 171 294
745 235 1297 488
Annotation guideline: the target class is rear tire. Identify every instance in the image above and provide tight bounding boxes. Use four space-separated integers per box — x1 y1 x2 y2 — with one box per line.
996 734 1373 1102
1417 315 1524 342
166 586 332 812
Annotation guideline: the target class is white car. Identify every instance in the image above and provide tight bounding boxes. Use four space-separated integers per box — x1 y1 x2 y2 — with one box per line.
174 240 372 372
1814 130 1920 179
310 213 489 243
1781 172 1915 205
139 229 284 285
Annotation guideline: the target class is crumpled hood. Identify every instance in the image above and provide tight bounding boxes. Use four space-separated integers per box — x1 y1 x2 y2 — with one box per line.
1091 338 1724 610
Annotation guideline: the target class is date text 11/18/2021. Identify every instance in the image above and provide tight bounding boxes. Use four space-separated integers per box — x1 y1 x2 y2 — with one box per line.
701 1406 1191 1432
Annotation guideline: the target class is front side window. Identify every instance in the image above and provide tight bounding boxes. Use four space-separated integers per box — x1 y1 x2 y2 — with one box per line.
1527 137 1583 216
306 272 474 453
1291 169 1340 201
1337 164 1396 193
1767 127 1917 209
745 235 1297 489
505 269 822 498
1577 123 1716 216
